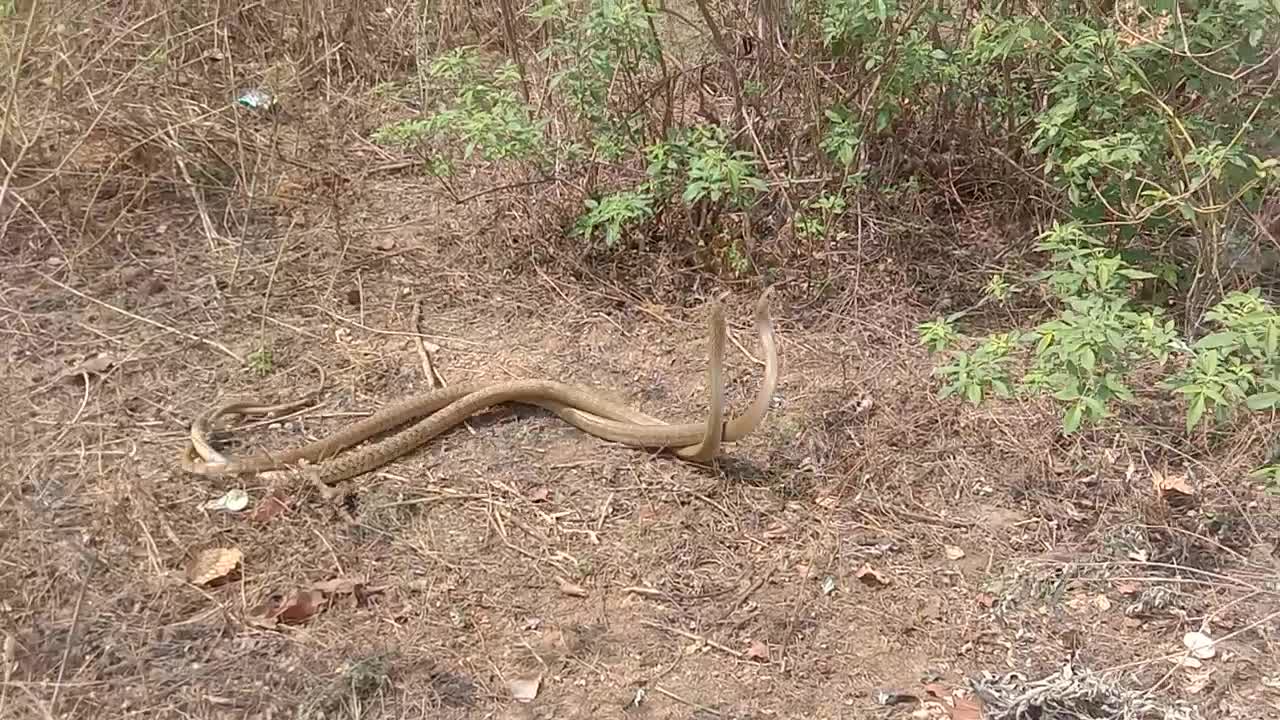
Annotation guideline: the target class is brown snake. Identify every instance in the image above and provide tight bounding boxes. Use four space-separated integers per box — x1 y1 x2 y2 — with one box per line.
181 288 778 486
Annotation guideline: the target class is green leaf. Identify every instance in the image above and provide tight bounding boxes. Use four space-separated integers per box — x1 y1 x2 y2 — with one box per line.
1247 392 1280 410
1079 347 1096 371
1117 268 1156 280
1063 404 1084 433
965 382 982 405
1186 394 1206 432
1194 332 1240 350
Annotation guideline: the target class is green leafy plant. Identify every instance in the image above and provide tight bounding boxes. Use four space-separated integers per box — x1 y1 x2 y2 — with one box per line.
372 48 545 162
680 125 768 208
1166 289 1280 431
573 189 654 247
796 192 846 239
247 347 274 377
935 332 1015 406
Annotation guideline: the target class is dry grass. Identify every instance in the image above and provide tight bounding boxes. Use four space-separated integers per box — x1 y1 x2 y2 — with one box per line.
3 2 1280 719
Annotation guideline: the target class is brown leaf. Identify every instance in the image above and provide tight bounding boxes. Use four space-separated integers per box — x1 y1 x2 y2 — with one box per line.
1152 471 1195 497
526 486 550 503
277 589 328 624
855 564 891 587
975 592 995 608
186 547 242 586
556 577 588 597
745 639 769 662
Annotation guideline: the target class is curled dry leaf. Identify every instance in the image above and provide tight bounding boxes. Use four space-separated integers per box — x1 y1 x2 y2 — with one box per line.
186 547 242 586
556 577 588 598
855 564 891 587
509 674 541 703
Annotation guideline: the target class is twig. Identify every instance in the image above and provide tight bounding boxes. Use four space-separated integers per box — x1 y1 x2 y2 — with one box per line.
259 217 296 341
409 299 444 388
640 620 743 659
50 552 95 716
35 271 244 363
650 685 722 716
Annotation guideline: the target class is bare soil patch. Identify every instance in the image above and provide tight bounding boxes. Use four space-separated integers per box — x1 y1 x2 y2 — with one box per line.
4 172 1278 719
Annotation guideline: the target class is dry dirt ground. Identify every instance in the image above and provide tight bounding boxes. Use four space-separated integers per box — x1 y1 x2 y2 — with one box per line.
4 168 1280 720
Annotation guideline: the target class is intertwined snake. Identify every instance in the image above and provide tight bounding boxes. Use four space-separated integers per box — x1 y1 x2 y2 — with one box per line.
181 289 778 486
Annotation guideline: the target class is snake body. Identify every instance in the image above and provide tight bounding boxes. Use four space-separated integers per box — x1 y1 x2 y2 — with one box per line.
182 289 778 485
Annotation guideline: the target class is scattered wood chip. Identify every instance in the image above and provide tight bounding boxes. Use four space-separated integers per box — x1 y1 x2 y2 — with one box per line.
556 577 588 597
186 547 242 586
944 545 965 561
745 639 770 662
509 674 541 703
855 564 891 587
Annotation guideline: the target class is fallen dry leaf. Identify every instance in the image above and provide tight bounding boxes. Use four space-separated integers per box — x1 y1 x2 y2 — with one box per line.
1183 631 1216 659
1093 594 1112 611
509 674 541 702
745 639 769 662
855 564 891 587
944 545 966 561
186 547 242 586
557 577 588 597
975 592 995 608
277 589 329 624
526 486 550 503
1152 471 1195 497
374 236 396 251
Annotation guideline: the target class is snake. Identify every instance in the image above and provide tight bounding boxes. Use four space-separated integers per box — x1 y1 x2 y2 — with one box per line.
181 288 778 486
